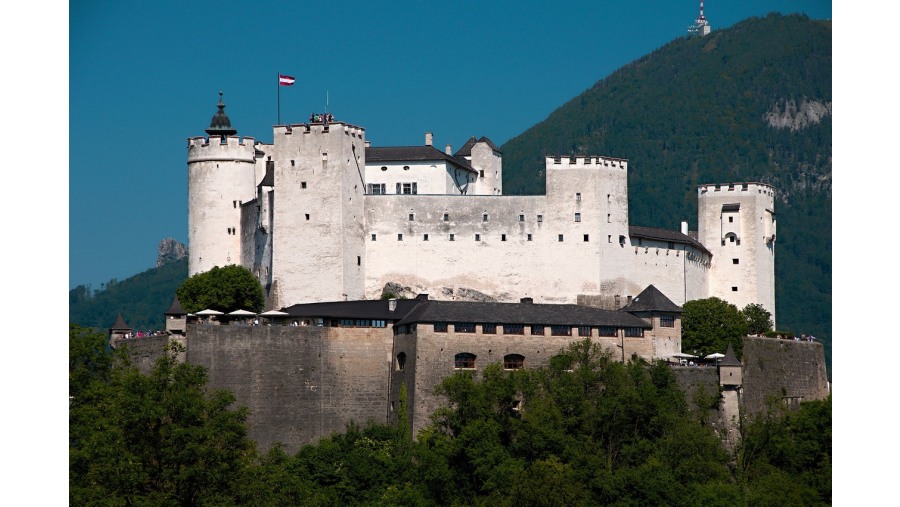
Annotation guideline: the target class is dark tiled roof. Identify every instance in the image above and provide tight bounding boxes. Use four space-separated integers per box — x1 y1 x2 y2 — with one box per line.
629 225 711 256
205 92 237 137
396 300 650 328
111 313 131 331
720 343 742 366
722 203 741 212
365 146 476 173
280 299 423 320
260 163 274 187
620 285 683 313
165 296 187 316
454 136 501 157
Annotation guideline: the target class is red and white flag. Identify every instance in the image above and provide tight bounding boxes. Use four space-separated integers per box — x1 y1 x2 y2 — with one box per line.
279 74 296 86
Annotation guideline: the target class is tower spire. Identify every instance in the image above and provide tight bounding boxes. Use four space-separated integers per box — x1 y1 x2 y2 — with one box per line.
206 91 237 137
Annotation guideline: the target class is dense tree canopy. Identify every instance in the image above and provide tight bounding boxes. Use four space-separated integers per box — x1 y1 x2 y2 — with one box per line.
176 264 265 313
742 303 774 335
681 297 749 357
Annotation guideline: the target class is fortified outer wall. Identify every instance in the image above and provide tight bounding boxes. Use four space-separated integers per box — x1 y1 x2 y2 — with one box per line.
186 323 393 453
739 336 829 415
116 335 172 373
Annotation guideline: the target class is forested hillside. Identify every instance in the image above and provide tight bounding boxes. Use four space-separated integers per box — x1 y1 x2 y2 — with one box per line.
69 258 187 331
501 13 831 368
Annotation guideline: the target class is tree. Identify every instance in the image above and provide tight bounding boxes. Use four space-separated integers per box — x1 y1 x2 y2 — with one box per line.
681 297 749 357
742 303 773 335
176 265 265 313
70 341 254 505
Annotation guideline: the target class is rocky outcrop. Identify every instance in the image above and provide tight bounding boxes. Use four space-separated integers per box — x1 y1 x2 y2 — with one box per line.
157 237 188 267
764 99 831 131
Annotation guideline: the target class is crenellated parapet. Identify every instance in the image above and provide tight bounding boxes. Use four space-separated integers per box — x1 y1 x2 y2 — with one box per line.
273 121 366 140
187 135 257 163
545 155 628 170
698 182 775 197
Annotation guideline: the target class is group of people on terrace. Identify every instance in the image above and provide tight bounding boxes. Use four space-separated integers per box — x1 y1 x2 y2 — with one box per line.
309 112 334 124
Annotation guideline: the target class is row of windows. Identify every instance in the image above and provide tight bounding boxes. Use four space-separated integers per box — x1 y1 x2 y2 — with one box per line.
378 233 596 242
399 212 612 223
365 182 417 194
432 322 643 337
454 353 524 370
333 319 387 328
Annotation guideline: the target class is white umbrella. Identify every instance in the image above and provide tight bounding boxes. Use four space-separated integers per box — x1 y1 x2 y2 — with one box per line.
196 309 224 316
705 353 725 359
671 352 698 358
259 310 289 317
228 309 257 316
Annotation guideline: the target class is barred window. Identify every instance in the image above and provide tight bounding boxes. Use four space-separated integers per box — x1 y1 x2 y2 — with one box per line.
578 326 592 337
454 353 476 369
599 326 617 337
503 324 524 335
551 325 571 336
503 354 525 370
531 325 545 336
624 327 644 337
434 322 448 333
660 315 675 328
482 323 497 334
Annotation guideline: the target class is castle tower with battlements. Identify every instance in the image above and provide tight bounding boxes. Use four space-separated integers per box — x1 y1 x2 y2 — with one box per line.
187 93 257 276
697 182 776 324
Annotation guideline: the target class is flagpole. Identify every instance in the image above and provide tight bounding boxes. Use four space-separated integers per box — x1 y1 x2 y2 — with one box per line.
277 72 281 125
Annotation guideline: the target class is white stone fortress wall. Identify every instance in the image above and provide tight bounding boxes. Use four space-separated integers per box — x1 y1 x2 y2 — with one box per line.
697 182 776 323
187 135 257 276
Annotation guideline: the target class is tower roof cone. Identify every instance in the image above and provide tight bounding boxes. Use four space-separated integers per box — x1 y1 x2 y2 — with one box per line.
205 91 237 137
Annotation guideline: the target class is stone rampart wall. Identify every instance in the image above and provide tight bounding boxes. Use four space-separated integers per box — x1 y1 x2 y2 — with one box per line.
740 336 829 415
186 323 392 453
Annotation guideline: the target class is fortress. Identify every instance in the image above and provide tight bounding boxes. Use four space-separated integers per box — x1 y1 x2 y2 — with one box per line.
188 94 777 320
109 94 822 454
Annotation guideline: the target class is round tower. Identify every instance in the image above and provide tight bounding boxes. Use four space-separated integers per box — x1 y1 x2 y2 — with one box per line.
187 92 257 276
697 182 776 325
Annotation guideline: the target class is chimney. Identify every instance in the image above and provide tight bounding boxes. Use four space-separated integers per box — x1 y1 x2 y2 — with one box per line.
388 298 397 312
681 220 688 234
425 132 433 146
445 144 452 155
520 297 533 304
415 293 429 301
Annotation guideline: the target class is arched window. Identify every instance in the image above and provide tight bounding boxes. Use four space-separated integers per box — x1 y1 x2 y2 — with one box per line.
454 353 476 369
396 352 406 371
503 354 525 370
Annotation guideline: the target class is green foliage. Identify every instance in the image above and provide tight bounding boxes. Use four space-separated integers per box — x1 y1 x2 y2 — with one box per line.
682 297 749 357
69 337 253 506
742 303 773 335
500 13 831 373
69 257 188 331
176 264 265 313
69 324 112 397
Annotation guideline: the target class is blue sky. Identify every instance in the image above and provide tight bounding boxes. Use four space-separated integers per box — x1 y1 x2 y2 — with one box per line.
69 1 831 290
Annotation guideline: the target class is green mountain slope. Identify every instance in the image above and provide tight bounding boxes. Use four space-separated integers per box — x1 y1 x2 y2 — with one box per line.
69 258 187 331
501 14 831 370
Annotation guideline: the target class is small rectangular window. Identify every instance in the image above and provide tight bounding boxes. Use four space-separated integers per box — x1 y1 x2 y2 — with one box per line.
550 325 571 336
398 234 403 241
729 216 734 223
583 234 589 242
305 214 310 220
607 214 611 223
483 213 489 222
424 234 429 241
409 213 415 221
443 213 449 221
578 326 591 337
531 325 545 336
733 258 739 264
576 192 581 201
619 235 626 245
732 286 738 291
482 323 497 334
574 213 581 222
668 242 675 249
454 322 475 333
475 234 481 241
290 160 295 166
357 256 361 266
434 322 448 333
450 234 455 241
558 234 564 242
501 234 507 241
371 234 376 241
537 214 543 223
660 315 675 327
527 234 532 241
608 235 612 243
624 327 644 337
301 182 307 189
518 214 525 222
